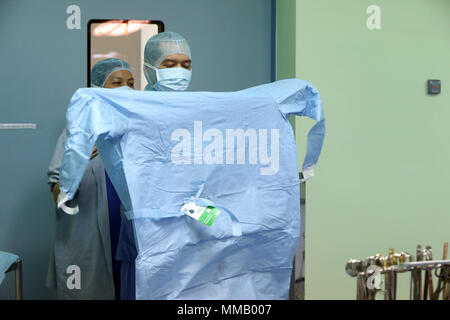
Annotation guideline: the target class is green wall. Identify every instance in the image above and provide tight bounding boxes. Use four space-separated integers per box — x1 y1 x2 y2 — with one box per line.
276 0 297 129
278 0 450 299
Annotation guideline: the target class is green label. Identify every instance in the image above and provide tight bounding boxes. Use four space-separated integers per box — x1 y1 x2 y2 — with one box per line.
198 206 221 226
183 202 221 226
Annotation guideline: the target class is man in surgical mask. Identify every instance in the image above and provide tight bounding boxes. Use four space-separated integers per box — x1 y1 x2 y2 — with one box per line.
143 31 192 91
117 31 192 300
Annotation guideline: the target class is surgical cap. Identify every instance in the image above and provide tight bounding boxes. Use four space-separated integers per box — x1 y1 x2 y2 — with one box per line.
91 58 133 88
143 31 191 86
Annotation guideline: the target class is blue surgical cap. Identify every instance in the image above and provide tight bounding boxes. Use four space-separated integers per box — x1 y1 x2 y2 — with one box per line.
143 31 191 85
91 58 133 88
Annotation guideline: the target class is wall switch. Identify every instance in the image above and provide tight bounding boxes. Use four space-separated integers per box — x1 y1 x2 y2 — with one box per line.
428 80 441 94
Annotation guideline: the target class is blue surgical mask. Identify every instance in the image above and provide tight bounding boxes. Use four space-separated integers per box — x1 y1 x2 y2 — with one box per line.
114 85 133 90
144 62 192 91
92 84 133 90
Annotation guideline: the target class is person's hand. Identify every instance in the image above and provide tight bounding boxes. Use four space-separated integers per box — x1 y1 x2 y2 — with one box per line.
52 182 61 204
90 145 99 160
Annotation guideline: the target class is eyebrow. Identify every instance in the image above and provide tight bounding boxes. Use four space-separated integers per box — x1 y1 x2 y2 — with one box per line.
162 59 191 64
111 76 133 81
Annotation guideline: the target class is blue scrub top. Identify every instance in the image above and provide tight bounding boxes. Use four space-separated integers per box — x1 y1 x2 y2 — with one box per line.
104 171 122 276
105 171 137 300
104 171 137 263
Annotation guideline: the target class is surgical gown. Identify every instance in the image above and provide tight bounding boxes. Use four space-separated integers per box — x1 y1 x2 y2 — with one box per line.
57 79 325 299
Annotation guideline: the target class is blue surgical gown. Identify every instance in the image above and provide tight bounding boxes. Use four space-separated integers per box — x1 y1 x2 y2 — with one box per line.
58 79 325 299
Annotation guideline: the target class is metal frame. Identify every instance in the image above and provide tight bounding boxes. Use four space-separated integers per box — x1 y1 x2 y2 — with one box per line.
5 258 23 300
87 19 165 87
289 173 306 300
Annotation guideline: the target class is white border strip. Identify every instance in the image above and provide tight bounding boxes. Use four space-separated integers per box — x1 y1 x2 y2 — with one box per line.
0 123 37 129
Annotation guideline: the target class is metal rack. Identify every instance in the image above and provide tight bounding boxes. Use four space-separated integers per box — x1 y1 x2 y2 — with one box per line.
289 173 306 300
346 244 449 300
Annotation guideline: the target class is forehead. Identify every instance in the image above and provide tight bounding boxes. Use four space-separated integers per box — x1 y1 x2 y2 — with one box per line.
162 54 191 62
107 69 134 80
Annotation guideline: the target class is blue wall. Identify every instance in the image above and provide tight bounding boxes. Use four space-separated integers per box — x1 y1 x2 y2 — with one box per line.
0 0 273 299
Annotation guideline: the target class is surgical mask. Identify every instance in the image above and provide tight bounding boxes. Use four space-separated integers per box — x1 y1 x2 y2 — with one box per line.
144 62 191 91
114 85 133 90
92 85 133 90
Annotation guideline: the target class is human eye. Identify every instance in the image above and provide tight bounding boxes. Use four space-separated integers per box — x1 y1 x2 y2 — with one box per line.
183 61 191 69
161 59 176 68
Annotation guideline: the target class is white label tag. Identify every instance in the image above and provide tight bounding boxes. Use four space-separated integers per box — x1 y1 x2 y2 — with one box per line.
182 202 205 220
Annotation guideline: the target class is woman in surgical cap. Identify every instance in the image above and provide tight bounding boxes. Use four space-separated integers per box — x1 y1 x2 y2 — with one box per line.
91 58 135 89
46 58 134 300
143 31 192 91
